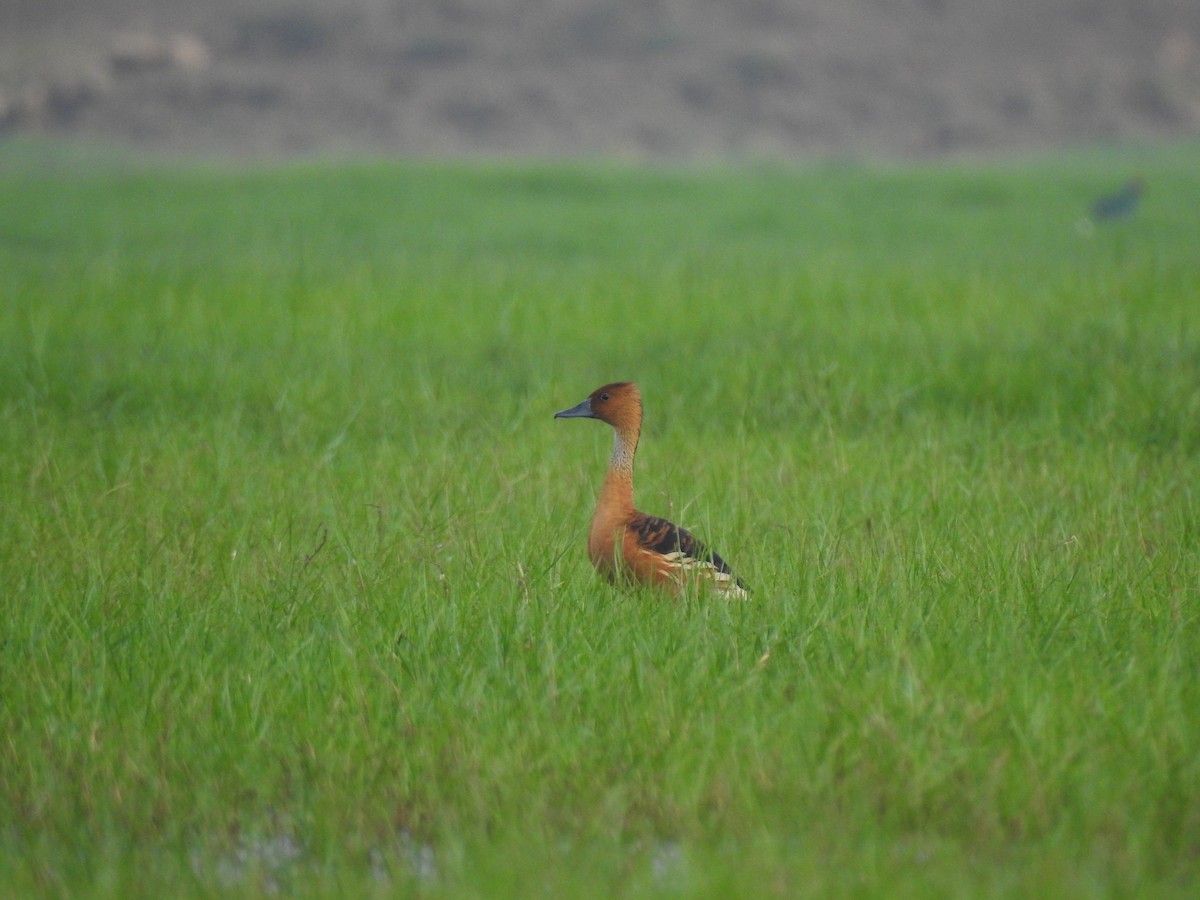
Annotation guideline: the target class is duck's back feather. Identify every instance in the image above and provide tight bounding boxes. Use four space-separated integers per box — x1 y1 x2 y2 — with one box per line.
628 513 749 595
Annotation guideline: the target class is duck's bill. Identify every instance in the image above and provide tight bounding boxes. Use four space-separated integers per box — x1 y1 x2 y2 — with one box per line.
554 397 595 419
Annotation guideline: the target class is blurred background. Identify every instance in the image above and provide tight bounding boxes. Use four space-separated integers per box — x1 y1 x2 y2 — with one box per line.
2 0 1199 161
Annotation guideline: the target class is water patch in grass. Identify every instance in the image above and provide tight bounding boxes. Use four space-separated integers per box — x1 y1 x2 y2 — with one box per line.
368 830 439 887
189 830 303 895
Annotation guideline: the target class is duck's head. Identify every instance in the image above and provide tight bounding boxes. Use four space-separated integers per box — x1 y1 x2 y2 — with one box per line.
555 382 642 431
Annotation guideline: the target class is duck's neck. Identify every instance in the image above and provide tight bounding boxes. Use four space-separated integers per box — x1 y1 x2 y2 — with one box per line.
598 423 639 517
588 421 640 573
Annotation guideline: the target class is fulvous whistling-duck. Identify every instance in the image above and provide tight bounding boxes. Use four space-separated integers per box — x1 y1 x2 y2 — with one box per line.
555 382 749 599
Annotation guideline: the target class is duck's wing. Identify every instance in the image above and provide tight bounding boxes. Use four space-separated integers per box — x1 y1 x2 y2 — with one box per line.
629 513 749 595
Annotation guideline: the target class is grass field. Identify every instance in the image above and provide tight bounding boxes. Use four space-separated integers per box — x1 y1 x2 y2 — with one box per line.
1 138 1198 896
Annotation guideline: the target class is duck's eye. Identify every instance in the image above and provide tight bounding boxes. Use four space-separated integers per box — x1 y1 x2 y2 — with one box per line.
599 392 610 401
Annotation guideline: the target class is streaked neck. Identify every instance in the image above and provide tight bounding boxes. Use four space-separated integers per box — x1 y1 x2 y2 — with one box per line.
609 425 638 476
598 425 638 513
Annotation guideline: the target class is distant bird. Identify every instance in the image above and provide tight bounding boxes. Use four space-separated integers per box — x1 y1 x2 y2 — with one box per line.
555 382 749 599
1090 176 1145 222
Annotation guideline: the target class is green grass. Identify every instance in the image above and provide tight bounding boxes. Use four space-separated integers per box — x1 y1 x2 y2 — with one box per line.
1 137 1199 896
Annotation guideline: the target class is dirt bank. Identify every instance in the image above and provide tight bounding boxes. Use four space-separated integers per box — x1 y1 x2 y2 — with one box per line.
3 0 1198 160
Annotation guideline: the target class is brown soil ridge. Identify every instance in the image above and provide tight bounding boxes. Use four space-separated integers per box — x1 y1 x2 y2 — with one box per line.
2 0 1199 160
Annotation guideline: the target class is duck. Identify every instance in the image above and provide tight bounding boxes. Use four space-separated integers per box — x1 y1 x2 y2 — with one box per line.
555 382 749 599
1090 176 1145 222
